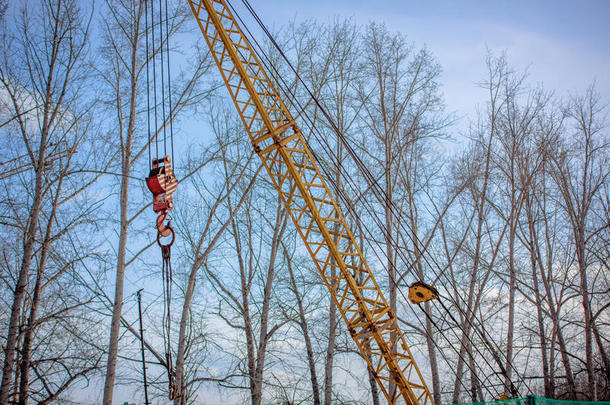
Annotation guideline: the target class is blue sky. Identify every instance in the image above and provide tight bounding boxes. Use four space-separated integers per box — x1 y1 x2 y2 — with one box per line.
59 2 610 402
235 0 610 132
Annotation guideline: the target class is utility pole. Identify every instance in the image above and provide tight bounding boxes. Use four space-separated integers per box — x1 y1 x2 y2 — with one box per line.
137 289 150 405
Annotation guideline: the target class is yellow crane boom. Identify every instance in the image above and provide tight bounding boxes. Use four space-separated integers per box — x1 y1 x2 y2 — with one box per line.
188 1 433 403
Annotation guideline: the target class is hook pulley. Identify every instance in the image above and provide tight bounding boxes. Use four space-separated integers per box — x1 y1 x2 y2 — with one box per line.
146 155 178 236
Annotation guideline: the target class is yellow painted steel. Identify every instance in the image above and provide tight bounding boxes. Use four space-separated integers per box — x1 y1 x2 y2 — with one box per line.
408 281 439 304
188 1 434 403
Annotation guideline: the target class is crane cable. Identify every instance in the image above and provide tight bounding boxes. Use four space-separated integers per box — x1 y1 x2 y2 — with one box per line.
232 0 530 397
224 1 501 399
164 0 175 165
288 15 524 396
144 0 178 399
160 230 176 400
261 17 524 395
224 0 502 399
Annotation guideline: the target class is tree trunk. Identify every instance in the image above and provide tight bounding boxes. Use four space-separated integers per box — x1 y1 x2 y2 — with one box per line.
539 169 573 397
576 240 595 400
238 206 257 405
0 0 60 395
410 184 441 403
324 138 344 405
323 257 338 405
284 246 321 405
384 119 398 399
451 192 489 403
103 165 131 405
525 198 551 397
252 208 287 405
17 177 64 405
505 217 516 392
0 147 46 404
102 3 143 403
366 346 381 405
424 302 440 403
468 345 482 401
538 241 575 397
591 318 610 387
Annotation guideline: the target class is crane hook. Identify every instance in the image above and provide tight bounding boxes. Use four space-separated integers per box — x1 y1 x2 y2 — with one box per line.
156 211 175 243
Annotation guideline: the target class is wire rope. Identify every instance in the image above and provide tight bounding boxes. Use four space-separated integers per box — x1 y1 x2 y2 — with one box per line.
144 0 177 398
224 0 504 399
150 0 159 159
157 0 167 157
232 0 530 397
145 0 152 170
164 0 175 164
238 2 532 396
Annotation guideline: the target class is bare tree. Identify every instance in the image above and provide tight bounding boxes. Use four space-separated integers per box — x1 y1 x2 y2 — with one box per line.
172 110 263 404
0 0 93 402
518 102 564 397
99 1 147 401
493 72 548 393
448 53 510 402
550 85 609 400
178 173 286 405
98 0 213 401
357 21 445 400
280 244 322 405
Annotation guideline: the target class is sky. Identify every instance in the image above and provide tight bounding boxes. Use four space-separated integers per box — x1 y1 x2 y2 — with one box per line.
46 1 610 403
170 3 610 403
233 0 610 134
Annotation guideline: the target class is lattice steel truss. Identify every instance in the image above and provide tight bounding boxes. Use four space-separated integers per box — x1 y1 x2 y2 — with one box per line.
188 1 434 403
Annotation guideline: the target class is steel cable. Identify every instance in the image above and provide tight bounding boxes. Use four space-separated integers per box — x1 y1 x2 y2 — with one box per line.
237 1 532 396
223 0 504 399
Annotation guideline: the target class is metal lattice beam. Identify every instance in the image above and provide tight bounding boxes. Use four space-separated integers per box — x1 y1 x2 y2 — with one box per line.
188 1 434 403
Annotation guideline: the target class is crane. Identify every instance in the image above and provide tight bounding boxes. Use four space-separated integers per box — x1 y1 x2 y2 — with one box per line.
187 1 434 403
